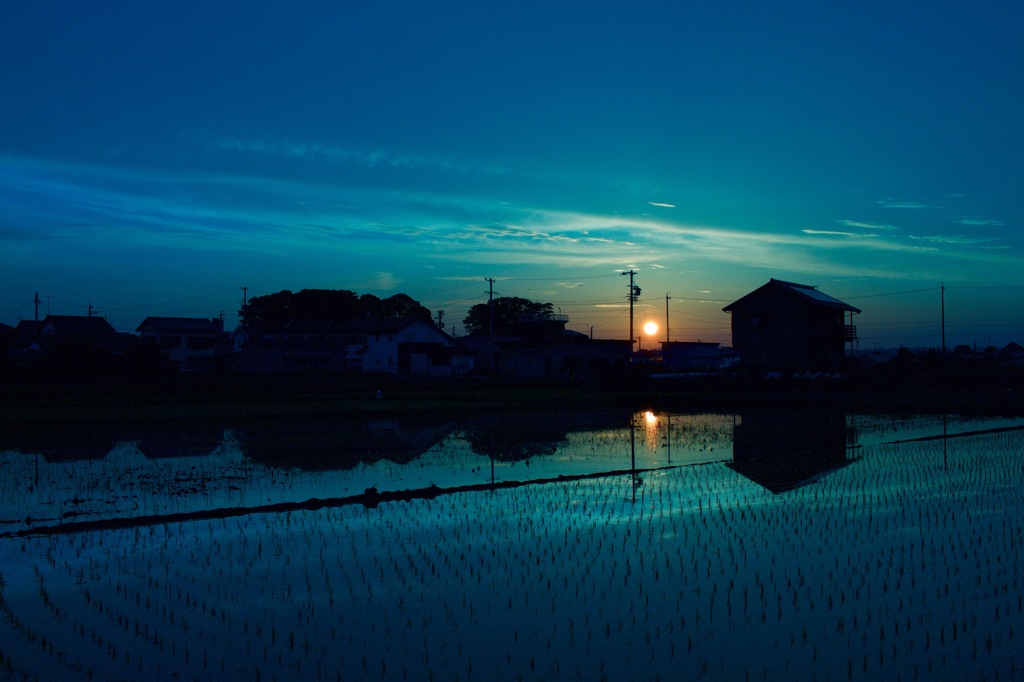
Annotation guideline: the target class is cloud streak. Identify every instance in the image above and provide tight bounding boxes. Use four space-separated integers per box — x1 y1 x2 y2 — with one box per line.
4 154 1022 322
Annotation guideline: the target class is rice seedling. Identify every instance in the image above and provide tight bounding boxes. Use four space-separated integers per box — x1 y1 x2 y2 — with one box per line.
1 412 1022 679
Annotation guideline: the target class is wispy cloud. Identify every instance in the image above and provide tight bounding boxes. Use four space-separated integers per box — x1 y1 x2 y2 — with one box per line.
368 272 400 290
838 219 898 231
908 234 996 245
803 229 878 238
877 199 934 209
5 155 1019 301
955 218 1006 226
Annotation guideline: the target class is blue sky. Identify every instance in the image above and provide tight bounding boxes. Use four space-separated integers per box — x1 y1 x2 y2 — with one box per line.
2 1 1022 348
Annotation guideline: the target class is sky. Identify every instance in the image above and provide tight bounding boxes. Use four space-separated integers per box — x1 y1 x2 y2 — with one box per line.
1 1 1022 350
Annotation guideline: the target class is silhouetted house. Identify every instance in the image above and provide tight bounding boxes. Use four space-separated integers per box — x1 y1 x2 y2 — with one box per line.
348 317 474 376
661 341 723 372
8 320 45 367
8 313 137 372
39 314 118 343
238 318 362 373
238 317 473 376
1000 342 1024 367
723 279 860 374
136 316 228 372
461 314 632 378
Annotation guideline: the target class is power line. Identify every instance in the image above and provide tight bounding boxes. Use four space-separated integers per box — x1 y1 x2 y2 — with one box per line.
845 286 942 300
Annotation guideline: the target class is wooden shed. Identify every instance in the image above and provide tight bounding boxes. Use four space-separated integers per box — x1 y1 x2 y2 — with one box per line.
723 279 860 374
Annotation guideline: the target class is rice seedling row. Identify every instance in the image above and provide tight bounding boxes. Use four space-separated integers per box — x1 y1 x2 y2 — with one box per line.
2 423 1023 680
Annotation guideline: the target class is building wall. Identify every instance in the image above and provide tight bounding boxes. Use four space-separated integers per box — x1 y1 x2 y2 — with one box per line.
731 289 847 373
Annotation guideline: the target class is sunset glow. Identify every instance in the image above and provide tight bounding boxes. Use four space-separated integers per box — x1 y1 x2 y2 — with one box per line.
1 3 1021 349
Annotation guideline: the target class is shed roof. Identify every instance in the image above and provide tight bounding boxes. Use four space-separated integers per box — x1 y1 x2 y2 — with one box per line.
723 279 861 314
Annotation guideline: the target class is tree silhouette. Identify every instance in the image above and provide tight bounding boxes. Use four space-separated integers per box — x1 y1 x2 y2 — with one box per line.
462 296 554 337
240 289 432 328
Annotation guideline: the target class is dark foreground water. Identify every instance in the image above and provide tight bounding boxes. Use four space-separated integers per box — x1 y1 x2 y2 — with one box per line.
2 411 1022 680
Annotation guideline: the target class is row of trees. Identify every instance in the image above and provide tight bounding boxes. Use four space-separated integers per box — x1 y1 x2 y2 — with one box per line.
239 289 555 337
239 290 432 328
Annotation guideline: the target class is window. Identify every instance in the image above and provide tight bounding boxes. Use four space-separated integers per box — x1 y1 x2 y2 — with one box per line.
187 336 214 350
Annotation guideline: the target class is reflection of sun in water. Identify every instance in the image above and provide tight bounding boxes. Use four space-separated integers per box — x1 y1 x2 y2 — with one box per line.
640 410 660 450
643 321 658 336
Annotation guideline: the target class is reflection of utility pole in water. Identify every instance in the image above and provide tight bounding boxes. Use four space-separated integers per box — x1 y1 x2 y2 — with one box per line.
943 413 948 471
630 412 637 503
664 413 671 465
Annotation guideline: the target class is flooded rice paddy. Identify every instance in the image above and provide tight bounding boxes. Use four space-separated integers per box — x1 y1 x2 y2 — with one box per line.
1 410 1023 680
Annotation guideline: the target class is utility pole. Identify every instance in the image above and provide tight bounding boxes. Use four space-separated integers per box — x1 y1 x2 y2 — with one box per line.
34 291 40 322
665 293 671 343
87 302 95 317
485 277 496 374
239 286 249 308
436 309 445 330
940 282 947 359
621 270 640 356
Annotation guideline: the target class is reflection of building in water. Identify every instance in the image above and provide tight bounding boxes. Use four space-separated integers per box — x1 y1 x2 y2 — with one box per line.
136 428 227 459
728 410 858 493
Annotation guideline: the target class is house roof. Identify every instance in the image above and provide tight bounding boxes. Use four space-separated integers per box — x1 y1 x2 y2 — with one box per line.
136 316 222 333
723 278 861 314
15 320 43 334
40 315 118 336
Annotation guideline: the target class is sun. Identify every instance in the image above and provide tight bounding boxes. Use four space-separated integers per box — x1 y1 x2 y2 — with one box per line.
643 321 658 336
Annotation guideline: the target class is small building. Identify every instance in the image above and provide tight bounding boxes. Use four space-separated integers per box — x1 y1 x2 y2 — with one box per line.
460 315 632 378
661 341 723 372
723 279 860 374
38 314 118 342
7 314 138 373
348 317 474 376
1000 342 1024 367
237 317 473 377
136 316 228 372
